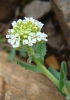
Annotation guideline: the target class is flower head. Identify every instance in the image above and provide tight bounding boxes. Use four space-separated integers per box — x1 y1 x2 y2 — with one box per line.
6 17 48 48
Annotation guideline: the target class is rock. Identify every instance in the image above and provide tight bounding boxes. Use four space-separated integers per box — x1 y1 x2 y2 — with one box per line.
0 0 23 22
45 55 60 70
0 51 65 100
23 0 51 19
42 20 64 49
50 0 70 49
47 34 63 49
42 20 56 37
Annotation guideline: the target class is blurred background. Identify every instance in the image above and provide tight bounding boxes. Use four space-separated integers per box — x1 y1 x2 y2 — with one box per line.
0 0 70 80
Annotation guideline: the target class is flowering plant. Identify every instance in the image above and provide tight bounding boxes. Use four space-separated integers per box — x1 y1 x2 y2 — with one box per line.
6 17 70 99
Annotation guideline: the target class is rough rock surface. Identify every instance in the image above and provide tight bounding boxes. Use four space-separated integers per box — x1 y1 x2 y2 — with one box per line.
0 0 25 22
23 0 51 19
50 0 70 49
0 51 65 100
42 20 64 49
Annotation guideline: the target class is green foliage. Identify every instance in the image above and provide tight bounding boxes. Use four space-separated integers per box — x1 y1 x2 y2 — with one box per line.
8 49 27 61
56 86 66 97
19 49 27 58
8 48 16 61
65 81 70 93
27 56 32 64
59 61 67 90
35 42 46 64
48 67 60 80
16 59 44 73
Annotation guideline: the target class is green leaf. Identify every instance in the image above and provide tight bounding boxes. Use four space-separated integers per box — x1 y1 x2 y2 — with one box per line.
19 49 27 58
59 61 67 90
16 59 44 73
56 86 66 97
65 81 70 93
35 42 46 64
8 48 16 61
27 56 32 64
48 67 60 80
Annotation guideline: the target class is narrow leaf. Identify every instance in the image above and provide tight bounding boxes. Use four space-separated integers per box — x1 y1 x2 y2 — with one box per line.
35 42 46 64
19 49 27 58
48 67 60 80
59 61 67 90
65 81 70 93
8 48 16 61
16 59 44 73
27 56 32 64
56 86 66 97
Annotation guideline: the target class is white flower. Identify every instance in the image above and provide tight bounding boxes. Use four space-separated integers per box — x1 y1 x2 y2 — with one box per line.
6 34 20 48
17 19 22 23
12 21 17 27
40 32 48 41
35 21 44 29
35 32 48 42
6 17 48 48
22 36 36 46
6 34 10 38
24 17 44 30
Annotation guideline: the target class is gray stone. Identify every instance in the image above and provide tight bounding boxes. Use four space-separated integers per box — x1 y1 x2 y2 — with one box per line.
23 0 51 19
50 0 70 49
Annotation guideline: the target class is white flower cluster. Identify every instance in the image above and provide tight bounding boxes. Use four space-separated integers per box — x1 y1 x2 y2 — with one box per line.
6 17 48 48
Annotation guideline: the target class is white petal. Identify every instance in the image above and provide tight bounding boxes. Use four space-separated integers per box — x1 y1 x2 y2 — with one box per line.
6 34 10 38
10 29 14 33
25 40 29 44
28 43 33 46
17 19 22 23
15 33 19 37
30 17 35 23
28 36 31 41
10 40 15 44
10 35 15 39
15 41 19 45
12 44 18 48
32 39 36 43
37 38 41 41
12 21 17 27
38 22 44 29
24 17 29 21
23 40 28 45
8 29 11 33
8 39 11 43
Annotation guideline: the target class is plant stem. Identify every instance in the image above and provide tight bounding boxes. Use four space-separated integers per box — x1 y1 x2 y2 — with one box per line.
27 46 70 97
27 46 59 87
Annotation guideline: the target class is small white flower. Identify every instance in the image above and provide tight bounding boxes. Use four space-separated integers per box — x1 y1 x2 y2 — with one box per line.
6 33 20 48
8 39 12 43
23 40 28 45
35 21 44 29
35 32 48 42
24 17 30 21
27 36 36 46
10 29 14 33
12 21 17 27
17 19 22 23
38 22 44 29
6 34 10 38
30 17 35 23
40 32 48 41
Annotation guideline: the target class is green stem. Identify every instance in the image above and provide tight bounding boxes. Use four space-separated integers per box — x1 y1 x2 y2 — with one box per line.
27 46 70 97
27 46 59 87
33 56 60 86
